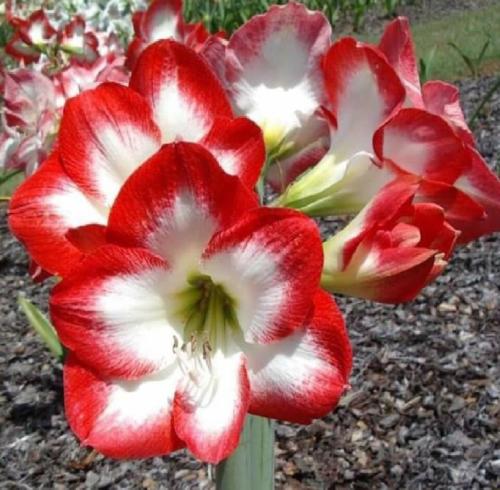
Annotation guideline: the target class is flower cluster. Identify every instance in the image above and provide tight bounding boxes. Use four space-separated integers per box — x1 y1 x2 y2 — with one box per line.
0 3 131 174
6 0 500 465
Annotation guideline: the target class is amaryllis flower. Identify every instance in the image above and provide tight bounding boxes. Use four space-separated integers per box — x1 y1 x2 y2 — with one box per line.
220 2 331 172
5 9 57 63
321 178 459 303
276 23 500 244
0 51 129 175
126 0 211 70
58 15 100 64
378 17 500 242
0 68 58 174
9 40 265 278
49 142 351 462
276 36 405 214
373 109 500 243
53 53 129 106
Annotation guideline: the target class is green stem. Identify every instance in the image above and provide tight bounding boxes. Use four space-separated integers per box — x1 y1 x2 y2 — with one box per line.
216 415 275 490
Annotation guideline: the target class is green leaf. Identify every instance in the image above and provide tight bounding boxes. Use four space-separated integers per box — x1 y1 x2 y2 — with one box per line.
0 169 22 187
18 296 64 360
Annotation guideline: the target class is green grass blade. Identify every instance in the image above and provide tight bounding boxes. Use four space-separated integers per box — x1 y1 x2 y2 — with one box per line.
18 296 64 360
448 42 476 76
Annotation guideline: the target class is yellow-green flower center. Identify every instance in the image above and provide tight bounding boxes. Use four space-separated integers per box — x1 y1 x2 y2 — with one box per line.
173 274 240 349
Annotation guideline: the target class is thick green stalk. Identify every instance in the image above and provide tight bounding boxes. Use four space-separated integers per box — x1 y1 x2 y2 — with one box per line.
215 415 275 490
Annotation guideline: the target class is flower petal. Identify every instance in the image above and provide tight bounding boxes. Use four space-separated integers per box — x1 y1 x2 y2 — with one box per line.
378 17 423 107
107 143 259 267
374 108 469 183
323 37 405 159
201 208 323 344
225 2 331 150
199 116 265 188
173 350 250 464
64 354 183 459
266 141 328 192
129 40 233 143
58 82 161 208
247 290 351 423
141 0 182 42
50 245 182 379
452 147 500 242
421 81 475 146
8 152 106 277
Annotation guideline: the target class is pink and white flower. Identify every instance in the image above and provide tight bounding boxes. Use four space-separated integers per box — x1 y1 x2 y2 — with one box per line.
50 142 351 462
0 68 58 174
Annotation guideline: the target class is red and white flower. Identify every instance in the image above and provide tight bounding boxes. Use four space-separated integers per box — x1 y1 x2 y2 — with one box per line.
0 68 58 174
126 0 212 70
373 108 500 243
277 36 405 214
377 17 500 242
220 2 331 169
50 142 351 462
5 9 57 63
9 40 265 278
322 178 459 303
58 15 100 64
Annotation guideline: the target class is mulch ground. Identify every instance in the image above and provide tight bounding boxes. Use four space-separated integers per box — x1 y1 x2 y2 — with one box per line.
0 75 499 490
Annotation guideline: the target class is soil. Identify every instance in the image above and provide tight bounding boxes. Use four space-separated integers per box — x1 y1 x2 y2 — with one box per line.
1 55 499 490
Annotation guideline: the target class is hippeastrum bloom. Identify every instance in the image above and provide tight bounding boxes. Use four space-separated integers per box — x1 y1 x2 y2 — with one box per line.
50 142 352 463
276 22 500 243
0 68 58 174
6 9 57 63
0 52 128 175
276 36 405 215
321 178 459 303
373 108 500 243
9 40 265 279
57 15 100 64
218 2 331 174
126 0 212 70
378 16 500 242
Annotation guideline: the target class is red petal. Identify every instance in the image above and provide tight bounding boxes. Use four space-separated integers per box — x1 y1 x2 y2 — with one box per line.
66 224 107 254
452 147 500 242
64 354 183 459
202 208 323 344
107 142 259 262
374 108 470 183
422 81 475 146
58 83 161 207
8 152 105 277
5 33 40 63
200 116 265 188
173 351 250 464
323 37 405 155
248 290 351 423
50 245 177 379
130 40 233 143
378 17 423 107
